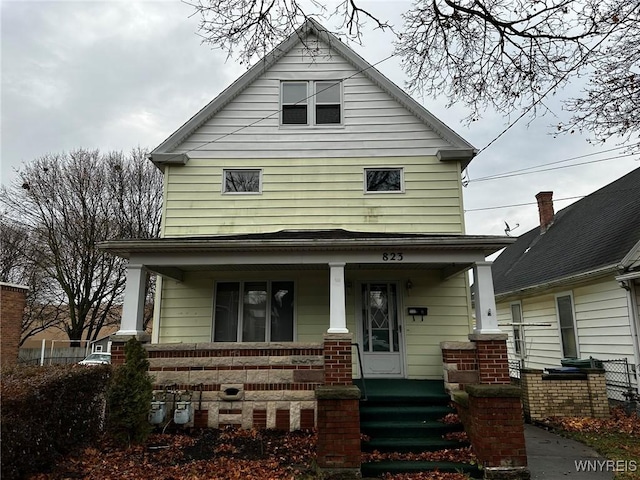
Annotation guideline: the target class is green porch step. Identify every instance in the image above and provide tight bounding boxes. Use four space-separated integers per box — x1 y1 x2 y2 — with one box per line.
360 405 454 422
358 379 477 477
361 460 482 478
362 436 466 453
361 419 461 438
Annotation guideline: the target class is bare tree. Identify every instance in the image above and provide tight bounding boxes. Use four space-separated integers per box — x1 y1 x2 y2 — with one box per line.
189 0 640 146
0 148 163 346
1 217 65 344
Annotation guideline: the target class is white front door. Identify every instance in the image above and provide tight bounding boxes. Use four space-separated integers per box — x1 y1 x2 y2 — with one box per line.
359 282 404 377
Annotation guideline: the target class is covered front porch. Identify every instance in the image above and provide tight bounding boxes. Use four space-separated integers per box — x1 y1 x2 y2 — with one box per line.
101 231 510 381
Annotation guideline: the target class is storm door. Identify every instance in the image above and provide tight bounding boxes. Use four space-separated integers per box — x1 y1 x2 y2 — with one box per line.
360 282 404 377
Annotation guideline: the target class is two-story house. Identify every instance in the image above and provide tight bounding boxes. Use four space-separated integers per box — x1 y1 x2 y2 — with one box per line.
100 19 512 433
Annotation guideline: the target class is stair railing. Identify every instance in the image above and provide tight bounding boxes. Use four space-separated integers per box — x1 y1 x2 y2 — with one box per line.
352 342 367 401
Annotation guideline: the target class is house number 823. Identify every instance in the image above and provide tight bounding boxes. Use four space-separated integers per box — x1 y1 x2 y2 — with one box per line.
382 253 403 261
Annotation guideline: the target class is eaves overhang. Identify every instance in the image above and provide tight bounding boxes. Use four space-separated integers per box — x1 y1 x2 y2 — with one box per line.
98 234 514 259
494 263 619 303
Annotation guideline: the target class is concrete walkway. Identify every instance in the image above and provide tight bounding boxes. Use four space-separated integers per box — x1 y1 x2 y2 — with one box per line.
525 424 614 479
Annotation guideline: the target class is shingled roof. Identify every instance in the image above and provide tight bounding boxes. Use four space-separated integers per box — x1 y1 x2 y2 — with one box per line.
492 167 640 296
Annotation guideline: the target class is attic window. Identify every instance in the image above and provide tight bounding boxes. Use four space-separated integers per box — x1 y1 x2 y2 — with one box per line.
223 169 262 194
282 82 308 125
281 81 342 126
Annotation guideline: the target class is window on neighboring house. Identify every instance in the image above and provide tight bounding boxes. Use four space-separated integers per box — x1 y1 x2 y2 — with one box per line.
213 281 295 342
510 302 525 359
281 80 342 126
223 169 262 193
364 168 403 193
556 293 578 358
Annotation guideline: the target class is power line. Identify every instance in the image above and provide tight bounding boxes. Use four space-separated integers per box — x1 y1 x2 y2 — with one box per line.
468 143 640 183
465 187 639 213
475 2 638 156
469 152 640 183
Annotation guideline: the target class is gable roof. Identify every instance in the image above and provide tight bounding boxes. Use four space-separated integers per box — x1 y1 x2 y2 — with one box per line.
150 18 475 168
492 167 640 297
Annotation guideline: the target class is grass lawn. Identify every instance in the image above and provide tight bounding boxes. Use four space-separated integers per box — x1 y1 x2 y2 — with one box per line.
542 407 640 480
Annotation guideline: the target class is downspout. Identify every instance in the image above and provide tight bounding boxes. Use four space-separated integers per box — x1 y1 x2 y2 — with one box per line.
619 277 640 395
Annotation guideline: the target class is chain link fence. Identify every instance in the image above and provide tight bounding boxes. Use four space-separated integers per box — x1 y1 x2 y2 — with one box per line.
600 358 639 413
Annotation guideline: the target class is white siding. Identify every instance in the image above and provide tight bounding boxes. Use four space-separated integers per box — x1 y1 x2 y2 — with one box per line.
498 277 637 370
574 280 635 360
169 35 454 159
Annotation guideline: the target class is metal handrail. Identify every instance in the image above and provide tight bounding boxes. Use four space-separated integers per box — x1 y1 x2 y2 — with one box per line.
352 342 367 401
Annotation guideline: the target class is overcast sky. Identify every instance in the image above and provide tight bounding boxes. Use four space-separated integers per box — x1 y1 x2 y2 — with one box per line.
2 0 639 237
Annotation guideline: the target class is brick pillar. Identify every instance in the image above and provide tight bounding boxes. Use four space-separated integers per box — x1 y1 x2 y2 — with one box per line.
456 384 529 479
315 333 360 473
316 386 361 471
109 333 150 366
440 341 479 392
469 333 510 384
323 333 353 386
1 283 28 367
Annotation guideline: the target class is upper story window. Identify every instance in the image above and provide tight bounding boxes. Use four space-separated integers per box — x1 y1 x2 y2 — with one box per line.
364 168 404 193
281 81 342 126
223 169 262 194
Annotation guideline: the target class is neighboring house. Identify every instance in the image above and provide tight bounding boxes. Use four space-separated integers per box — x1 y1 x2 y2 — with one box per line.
100 19 511 430
492 167 640 399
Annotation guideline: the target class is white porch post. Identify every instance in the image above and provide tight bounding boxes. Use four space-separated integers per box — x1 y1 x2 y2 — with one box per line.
473 261 501 334
328 262 348 333
116 263 147 335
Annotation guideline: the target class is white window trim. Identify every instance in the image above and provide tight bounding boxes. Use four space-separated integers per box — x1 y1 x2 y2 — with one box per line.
280 80 343 127
510 301 526 359
555 291 580 359
222 169 263 195
363 167 405 194
212 280 297 342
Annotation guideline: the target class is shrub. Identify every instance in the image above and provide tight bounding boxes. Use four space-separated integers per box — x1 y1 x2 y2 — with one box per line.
106 337 153 445
0 364 111 480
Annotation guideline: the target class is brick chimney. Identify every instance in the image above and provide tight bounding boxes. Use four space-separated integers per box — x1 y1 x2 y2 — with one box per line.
535 191 554 233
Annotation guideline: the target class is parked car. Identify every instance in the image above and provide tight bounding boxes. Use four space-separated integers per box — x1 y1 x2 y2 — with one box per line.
79 352 111 365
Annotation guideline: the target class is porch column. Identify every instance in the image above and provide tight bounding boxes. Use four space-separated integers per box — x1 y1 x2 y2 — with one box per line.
473 261 501 334
116 263 147 335
328 262 348 333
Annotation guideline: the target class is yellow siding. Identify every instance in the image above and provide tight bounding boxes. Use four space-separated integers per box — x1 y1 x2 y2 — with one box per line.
158 268 472 379
163 156 463 236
